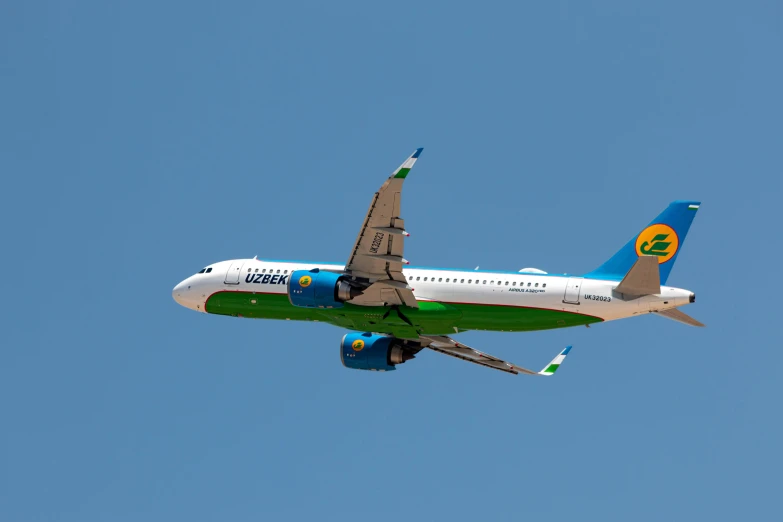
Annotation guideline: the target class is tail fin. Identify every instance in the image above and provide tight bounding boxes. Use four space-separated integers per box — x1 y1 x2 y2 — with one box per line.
584 201 700 284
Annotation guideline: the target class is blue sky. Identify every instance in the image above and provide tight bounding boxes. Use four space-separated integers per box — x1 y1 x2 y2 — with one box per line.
1 1 781 520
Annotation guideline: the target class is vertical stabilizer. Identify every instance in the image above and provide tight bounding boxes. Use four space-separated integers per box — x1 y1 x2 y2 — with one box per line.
584 201 700 284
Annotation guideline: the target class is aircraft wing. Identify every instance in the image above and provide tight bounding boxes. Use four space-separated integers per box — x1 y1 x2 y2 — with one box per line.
344 148 422 308
420 335 572 376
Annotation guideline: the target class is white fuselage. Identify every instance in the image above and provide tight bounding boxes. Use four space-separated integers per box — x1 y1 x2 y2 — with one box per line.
173 259 695 325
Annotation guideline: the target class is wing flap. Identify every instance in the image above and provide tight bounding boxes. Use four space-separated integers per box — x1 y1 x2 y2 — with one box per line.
421 335 573 376
426 343 520 375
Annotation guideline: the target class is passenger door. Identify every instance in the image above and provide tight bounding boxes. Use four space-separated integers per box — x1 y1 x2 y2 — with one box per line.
224 260 244 285
563 277 582 304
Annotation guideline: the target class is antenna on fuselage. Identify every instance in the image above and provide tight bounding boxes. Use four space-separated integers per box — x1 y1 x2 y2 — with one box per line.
474 266 480 270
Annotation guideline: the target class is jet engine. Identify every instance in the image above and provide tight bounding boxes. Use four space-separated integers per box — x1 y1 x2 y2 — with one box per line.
288 268 362 309
340 332 418 372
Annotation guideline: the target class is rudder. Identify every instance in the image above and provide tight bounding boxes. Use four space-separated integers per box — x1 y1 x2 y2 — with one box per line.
584 201 700 284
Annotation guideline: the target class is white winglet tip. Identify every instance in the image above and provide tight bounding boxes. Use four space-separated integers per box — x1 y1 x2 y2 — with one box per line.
537 345 572 376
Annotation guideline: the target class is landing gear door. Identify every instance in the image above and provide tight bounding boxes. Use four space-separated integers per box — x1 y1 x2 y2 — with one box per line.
563 277 583 305
224 260 244 285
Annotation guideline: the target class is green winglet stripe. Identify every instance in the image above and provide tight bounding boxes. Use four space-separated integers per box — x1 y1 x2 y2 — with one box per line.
394 168 411 179
543 363 560 374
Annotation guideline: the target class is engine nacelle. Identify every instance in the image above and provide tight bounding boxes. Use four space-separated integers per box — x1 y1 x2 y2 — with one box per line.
340 333 417 372
288 268 361 309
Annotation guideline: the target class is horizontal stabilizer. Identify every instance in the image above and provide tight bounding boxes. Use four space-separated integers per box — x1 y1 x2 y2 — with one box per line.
654 308 705 327
615 255 661 296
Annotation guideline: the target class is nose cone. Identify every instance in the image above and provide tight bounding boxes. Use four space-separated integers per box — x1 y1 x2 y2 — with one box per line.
172 277 201 311
172 281 186 305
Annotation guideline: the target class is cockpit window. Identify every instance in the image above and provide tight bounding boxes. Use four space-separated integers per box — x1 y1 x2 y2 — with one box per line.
198 268 206 274
206 267 212 273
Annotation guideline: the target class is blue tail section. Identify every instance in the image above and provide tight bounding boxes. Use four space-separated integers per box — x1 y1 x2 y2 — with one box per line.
584 201 700 284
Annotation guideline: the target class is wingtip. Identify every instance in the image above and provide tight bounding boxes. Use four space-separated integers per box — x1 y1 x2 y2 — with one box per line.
412 147 423 158
537 345 572 376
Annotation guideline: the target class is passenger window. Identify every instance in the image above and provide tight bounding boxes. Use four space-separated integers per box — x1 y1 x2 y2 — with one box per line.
505 281 509 286
490 280 494 285
416 276 420 281
446 278 450 283
438 278 442 282
255 268 259 273
277 270 280 274
512 282 516 286
468 279 472 284
460 279 464 283
284 270 288 274
535 283 539 287
248 268 252 273
528 282 531 287
483 280 487 284
206 268 212 273
424 277 428 281
543 283 546 288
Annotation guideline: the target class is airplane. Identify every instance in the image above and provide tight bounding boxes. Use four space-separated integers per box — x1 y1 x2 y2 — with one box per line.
173 148 702 376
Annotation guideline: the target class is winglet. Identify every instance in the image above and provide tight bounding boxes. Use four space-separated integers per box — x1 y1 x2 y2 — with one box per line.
393 148 424 179
538 346 572 376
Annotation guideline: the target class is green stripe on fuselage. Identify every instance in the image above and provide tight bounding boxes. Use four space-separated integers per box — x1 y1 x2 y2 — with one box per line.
205 292 602 334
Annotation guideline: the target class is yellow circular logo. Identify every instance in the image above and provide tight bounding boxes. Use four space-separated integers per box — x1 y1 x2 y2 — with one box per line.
635 224 679 264
351 339 365 352
299 275 312 287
